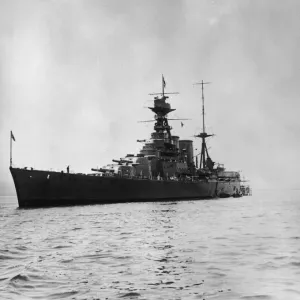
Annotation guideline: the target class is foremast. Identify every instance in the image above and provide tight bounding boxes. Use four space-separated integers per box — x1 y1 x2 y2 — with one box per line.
148 75 178 142
194 80 214 171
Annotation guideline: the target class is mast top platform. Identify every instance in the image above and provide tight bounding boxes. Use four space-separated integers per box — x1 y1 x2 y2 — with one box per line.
148 75 178 116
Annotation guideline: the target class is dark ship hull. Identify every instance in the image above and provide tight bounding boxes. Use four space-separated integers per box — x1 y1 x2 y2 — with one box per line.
10 167 217 208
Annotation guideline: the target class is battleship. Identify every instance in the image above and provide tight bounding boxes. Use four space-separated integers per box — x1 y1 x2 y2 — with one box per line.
10 77 242 208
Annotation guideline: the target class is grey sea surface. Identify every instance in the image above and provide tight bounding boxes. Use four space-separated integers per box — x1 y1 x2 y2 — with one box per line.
0 190 300 300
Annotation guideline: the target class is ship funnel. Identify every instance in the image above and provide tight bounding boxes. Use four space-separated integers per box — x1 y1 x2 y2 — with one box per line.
171 136 179 149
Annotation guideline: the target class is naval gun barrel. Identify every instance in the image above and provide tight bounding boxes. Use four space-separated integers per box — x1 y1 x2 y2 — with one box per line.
91 168 114 173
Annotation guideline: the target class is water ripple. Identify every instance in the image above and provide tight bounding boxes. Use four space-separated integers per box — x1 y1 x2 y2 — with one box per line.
1 191 300 299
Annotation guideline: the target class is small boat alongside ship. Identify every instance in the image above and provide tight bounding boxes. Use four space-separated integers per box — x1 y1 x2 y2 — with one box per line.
240 182 252 196
10 77 248 208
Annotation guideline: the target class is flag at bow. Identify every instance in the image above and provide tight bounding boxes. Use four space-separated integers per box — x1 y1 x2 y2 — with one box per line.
10 131 16 167
11 131 16 142
162 75 166 89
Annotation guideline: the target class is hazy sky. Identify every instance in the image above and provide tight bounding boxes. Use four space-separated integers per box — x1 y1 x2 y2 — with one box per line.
0 0 299 194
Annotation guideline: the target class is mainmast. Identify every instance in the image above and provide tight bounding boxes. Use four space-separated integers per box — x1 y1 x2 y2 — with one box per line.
201 80 208 133
194 80 214 170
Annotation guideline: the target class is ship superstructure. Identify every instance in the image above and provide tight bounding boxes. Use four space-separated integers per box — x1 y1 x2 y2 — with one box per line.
97 76 197 180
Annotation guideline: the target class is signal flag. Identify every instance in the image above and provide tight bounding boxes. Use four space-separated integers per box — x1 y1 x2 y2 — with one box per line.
11 131 16 142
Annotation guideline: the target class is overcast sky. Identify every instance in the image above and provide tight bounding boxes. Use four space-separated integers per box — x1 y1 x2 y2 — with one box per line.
0 0 299 194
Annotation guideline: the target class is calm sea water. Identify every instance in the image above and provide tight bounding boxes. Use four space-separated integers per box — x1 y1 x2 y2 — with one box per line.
0 190 300 300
